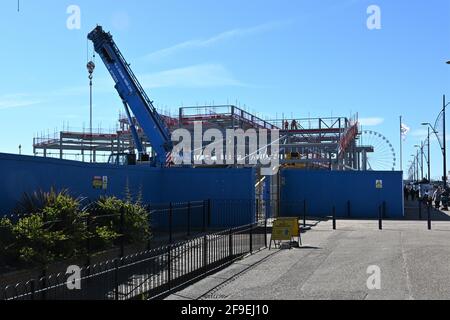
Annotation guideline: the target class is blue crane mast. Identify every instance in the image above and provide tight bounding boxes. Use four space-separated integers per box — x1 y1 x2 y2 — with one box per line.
88 26 172 167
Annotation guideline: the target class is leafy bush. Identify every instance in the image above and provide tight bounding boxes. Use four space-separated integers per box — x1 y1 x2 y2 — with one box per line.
91 225 120 250
15 188 62 215
1 190 151 269
11 214 67 266
0 218 15 265
42 192 88 258
92 196 151 245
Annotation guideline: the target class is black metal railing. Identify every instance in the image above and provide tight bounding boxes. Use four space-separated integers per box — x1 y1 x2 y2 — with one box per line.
2 223 266 300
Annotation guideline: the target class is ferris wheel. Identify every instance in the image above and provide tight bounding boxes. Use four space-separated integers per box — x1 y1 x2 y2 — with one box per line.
359 130 396 171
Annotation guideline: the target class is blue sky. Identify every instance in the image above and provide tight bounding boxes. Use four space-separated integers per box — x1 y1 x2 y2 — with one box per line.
0 0 450 178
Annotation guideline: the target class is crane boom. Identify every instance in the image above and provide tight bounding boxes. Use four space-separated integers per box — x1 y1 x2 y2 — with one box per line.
88 26 172 166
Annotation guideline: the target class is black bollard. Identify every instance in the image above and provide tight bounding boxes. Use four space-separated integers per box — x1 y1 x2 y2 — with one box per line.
378 205 382 230
428 204 431 230
418 200 422 220
303 200 307 228
347 200 351 218
332 206 336 230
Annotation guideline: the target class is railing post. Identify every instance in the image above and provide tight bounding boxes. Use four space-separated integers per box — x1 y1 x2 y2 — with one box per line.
120 206 125 258
418 200 422 220
167 245 172 290
41 269 47 301
114 259 119 301
202 201 206 233
229 228 233 259
30 280 35 301
303 200 307 228
169 202 173 244
147 203 152 250
187 201 191 237
332 206 336 230
207 199 211 229
256 198 259 223
203 235 208 270
264 218 268 248
428 204 432 230
250 225 253 254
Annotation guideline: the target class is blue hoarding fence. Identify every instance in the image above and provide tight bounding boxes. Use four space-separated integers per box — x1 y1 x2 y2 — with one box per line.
280 169 404 219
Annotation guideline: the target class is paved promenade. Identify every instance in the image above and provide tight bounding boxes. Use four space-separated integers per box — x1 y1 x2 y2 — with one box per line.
167 218 450 300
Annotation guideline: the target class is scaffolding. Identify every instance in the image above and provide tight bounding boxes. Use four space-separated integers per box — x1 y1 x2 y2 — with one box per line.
33 105 369 170
33 116 151 162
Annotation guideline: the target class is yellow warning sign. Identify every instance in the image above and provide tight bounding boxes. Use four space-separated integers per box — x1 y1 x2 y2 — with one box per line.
271 220 292 241
376 180 383 189
276 217 300 237
270 218 302 249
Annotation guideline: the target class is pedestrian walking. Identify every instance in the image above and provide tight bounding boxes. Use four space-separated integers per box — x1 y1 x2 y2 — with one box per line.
433 187 442 209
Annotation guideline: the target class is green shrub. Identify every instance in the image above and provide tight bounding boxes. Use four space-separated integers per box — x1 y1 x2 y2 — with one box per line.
0 190 151 269
0 218 15 265
91 225 120 250
42 192 88 258
92 196 151 245
11 214 67 266
15 188 62 215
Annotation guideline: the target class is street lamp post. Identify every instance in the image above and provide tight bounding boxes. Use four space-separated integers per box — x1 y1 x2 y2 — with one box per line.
427 126 431 180
444 61 450 185
411 154 417 182
443 95 447 187
415 144 424 181
422 120 448 185
416 150 420 182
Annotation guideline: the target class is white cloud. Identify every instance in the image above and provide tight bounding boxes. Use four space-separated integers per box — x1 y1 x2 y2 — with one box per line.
0 94 42 110
144 20 292 61
0 64 242 112
359 117 384 126
139 64 244 89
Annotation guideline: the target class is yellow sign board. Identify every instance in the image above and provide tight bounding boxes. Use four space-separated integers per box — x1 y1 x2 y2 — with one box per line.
93 176 108 190
270 217 300 246
272 226 292 241
376 180 383 189
276 217 300 237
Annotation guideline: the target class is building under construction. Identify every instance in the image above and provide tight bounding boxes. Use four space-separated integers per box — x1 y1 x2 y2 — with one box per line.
33 104 370 171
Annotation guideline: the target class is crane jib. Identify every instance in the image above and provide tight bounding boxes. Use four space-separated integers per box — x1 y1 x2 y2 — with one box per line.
88 26 173 166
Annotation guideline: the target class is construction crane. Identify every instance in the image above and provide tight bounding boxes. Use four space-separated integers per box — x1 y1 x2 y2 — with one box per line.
87 25 172 167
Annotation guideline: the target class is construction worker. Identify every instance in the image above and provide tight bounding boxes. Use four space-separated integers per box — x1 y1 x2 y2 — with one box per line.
291 119 298 130
284 120 289 130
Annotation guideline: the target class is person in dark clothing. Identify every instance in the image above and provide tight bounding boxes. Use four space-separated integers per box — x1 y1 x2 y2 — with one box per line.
422 190 430 206
404 186 409 201
433 187 442 209
291 119 298 130
411 188 416 201
442 188 449 211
